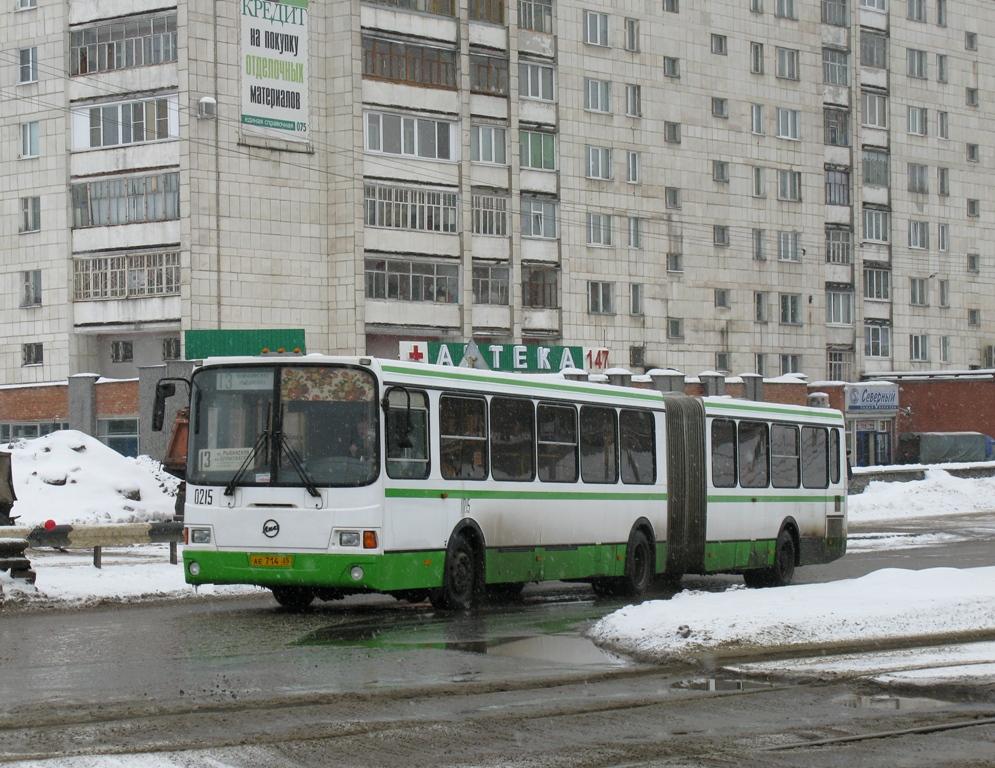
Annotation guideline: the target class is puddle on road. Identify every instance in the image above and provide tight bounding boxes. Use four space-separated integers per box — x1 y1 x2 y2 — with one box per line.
672 677 775 693
835 693 950 711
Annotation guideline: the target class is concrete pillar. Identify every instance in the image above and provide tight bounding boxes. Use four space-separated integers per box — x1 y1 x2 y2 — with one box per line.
699 372 726 397
605 368 632 387
648 368 686 394
68 373 99 437
562 368 589 383
741 373 764 402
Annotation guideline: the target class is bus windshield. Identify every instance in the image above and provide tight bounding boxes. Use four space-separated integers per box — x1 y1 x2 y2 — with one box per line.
188 365 379 488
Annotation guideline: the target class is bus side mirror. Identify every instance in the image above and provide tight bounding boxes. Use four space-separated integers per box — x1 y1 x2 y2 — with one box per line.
153 382 176 432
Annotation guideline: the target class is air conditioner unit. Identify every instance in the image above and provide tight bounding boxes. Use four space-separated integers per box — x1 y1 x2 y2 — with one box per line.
197 96 217 120
984 344 995 368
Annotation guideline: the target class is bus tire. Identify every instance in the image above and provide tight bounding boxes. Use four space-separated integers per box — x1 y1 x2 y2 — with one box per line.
430 535 478 610
619 530 654 596
743 529 797 588
271 586 315 609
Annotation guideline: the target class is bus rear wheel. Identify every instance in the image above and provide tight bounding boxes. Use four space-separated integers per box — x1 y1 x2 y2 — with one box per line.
271 586 315 609
430 536 478 610
743 529 796 588
619 530 653 596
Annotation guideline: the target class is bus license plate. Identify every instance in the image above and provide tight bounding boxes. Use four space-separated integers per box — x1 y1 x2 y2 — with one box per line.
249 554 294 568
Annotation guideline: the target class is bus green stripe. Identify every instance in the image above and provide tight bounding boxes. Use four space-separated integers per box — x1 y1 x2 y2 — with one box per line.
708 494 841 503
381 364 663 402
386 487 668 501
705 400 844 421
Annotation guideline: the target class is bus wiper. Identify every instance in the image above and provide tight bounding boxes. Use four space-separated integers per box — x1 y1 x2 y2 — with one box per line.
223 429 270 497
277 431 321 498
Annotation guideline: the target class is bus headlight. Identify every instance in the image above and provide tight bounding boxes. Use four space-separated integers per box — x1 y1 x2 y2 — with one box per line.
339 531 360 547
189 561 201 576
190 528 212 544
350 566 364 581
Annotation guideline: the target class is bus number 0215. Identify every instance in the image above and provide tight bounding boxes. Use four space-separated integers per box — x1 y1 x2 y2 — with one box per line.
193 488 214 506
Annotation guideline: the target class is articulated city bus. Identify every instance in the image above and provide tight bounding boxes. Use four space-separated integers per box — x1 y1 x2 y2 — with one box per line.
157 356 847 609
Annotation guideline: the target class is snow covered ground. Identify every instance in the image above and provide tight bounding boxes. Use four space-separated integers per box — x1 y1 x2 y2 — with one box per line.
848 467 995 523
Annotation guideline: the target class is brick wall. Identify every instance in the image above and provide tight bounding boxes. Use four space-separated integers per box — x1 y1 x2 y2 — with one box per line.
0 385 69 422
896 379 995 435
95 380 139 417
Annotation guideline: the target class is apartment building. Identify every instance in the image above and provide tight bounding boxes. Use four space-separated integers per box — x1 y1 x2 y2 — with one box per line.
3 0 994 390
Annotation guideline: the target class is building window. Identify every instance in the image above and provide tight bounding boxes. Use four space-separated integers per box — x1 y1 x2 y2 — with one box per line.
471 192 508 236
824 108 849 146
908 220 929 249
364 258 459 303
518 0 552 32
664 121 681 143
469 53 509 95
775 47 799 80
586 145 612 179
714 288 730 308
627 217 642 248
588 281 614 313
587 212 613 246
861 91 888 128
862 149 889 187
470 0 504 23
472 264 509 304
18 47 38 83
584 10 609 46
752 167 765 197
907 0 925 21
713 225 730 246
519 129 556 170
630 283 644 315
522 266 558 308
665 187 681 209
938 279 950 307
667 318 684 339
753 229 766 261
861 0 886 9
823 0 847 25
968 308 981 328
823 48 848 85
711 34 727 55
908 163 928 193
16 0 38 8
519 61 555 100
826 227 852 264
864 324 891 357
624 18 640 51
626 151 640 183
663 57 681 78
861 32 887 69
364 182 458 233
755 291 768 322
966 88 979 107
910 277 929 306
751 103 765 135
864 267 891 300
863 207 890 242
940 336 951 363
71 172 180 228
826 348 853 380
967 199 981 218
967 253 980 273
664 0 679 11
22 343 43 366
776 107 800 139
71 12 177 76
711 97 729 118
98 419 139 457
965 31 977 51
751 0 763 13
19 196 41 233
76 95 175 150
778 170 801 201
750 42 764 74
775 0 796 19
713 160 730 183
667 252 683 272
21 270 42 307
19 122 39 158
780 354 800 375
825 167 849 205
939 111 949 138
777 231 801 261
162 337 181 361
755 353 766 376
907 48 927 79
910 334 929 362
936 53 948 82
471 124 507 165
625 84 642 117
938 222 949 251
967 143 980 163
937 0 947 25
73 251 181 300
907 105 928 136
826 289 854 325
111 340 134 363
521 196 557 238
937 167 949 196
715 353 730 373
365 111 456 161
584 78 611 112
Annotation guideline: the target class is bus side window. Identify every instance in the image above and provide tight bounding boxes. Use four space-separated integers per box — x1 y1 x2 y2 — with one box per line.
620 409 656 484
738 420 769 489
490 397 535 481
385 388 430 480
580 406 618 484
829 428 841 485
710 419 737 488
440 395 488 480
537 403 578 482
801 426 829 489
771 424 800 488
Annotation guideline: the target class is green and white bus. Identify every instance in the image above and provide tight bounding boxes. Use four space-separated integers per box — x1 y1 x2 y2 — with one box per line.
159 356 847 609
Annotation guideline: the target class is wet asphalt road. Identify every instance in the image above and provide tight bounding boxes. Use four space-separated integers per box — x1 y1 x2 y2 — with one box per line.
0 511 993 766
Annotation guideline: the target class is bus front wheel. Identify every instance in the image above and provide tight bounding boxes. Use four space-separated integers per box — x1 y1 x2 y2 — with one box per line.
271 586 315 610
430 536 478 610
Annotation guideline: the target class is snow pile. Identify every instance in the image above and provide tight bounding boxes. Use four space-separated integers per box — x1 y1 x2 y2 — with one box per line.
5 430 179 526
588 567 995 662
849 468 995 523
